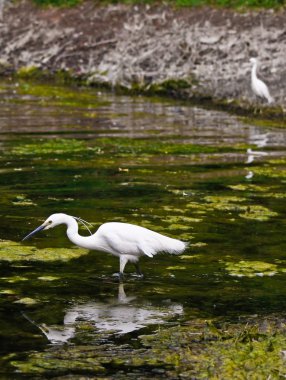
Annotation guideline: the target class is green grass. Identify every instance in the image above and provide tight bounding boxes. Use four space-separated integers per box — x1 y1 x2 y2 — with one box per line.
177 0 284 6
32 0 80 6
32 0 285 8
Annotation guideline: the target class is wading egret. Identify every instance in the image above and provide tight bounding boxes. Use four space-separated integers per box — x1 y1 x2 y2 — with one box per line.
22 213 187 279
250 58 274 104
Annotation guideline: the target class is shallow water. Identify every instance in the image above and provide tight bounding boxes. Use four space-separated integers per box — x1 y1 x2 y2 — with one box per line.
1 80 286 377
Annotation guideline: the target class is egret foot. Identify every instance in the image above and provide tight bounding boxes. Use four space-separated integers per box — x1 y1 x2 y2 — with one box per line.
131 272 144 279
134 263 144 278
112 272 124 282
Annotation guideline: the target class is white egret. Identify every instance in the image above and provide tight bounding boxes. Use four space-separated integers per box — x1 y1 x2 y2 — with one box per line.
250 58 274 104
22 213 187 279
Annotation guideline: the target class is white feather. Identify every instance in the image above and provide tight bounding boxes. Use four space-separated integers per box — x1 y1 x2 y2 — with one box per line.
250 58 274 104
23 214 188 277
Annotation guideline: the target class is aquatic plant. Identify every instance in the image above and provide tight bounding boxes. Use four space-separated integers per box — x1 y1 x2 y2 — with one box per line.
225 260 278 278
0 240 87 262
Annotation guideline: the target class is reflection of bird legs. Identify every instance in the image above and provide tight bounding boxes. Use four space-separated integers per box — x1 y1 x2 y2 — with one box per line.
118 282 136 303
118 282 126 301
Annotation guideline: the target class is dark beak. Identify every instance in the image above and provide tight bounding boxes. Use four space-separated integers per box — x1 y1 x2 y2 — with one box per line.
22 224 46 241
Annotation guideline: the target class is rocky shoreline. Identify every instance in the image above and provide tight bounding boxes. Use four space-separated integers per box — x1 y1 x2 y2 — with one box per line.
0 1 285 116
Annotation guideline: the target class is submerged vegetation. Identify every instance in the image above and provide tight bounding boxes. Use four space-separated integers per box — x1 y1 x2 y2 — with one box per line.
10 137 242 157
9 316 286 378
0 240 87 262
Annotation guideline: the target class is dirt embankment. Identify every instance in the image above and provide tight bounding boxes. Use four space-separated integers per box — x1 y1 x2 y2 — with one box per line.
0 1 285 110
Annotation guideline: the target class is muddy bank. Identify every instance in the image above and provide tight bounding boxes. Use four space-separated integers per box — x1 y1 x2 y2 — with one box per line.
0 1 285 113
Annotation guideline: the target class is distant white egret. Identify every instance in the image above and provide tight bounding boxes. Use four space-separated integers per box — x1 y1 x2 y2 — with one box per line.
250 58 274 104
22 213 187 279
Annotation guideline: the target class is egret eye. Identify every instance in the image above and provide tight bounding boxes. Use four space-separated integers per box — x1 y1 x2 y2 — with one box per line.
48 220 52 224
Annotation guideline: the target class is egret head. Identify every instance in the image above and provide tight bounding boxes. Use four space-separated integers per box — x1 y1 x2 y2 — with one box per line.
250 57 257 65
22 213 67 241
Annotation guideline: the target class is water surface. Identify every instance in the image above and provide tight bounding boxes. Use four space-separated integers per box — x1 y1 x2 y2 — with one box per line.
0 80 286 377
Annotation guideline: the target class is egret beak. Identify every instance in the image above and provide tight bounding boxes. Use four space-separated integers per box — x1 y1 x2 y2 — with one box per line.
22 224 46 241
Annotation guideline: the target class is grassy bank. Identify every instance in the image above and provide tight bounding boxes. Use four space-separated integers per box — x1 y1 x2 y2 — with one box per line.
32 0 285 8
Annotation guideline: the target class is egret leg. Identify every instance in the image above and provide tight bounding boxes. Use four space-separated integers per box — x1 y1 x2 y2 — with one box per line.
118 256 128 282
134 262 144 278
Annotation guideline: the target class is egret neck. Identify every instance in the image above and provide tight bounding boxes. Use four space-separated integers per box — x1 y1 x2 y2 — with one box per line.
64 215 95 250
251 60 258 86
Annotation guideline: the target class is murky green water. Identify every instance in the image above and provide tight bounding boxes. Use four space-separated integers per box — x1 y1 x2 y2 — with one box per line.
1 80 286 377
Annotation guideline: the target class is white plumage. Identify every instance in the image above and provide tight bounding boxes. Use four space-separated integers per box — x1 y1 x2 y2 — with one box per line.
23 213 187 278
250 58 274 104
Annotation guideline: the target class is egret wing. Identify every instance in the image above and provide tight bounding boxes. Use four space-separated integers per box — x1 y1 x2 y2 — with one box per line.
138 241 154 258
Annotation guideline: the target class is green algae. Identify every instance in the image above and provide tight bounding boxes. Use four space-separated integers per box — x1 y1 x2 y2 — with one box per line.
16 81 110 108
8 136 242 167
93 137 241 156
139 318 286 379
37 276 60 281
251 166 286 179
204 195 247 206
179 254 203 260
167 223 191 231
225 260 278 278
0 289 16 295
202 195 278 221
11 348 106 375
14 297 38 305
11 139 94 156
260 192 286 199
163 214 198 233
1 275 29 283
239 205 278 221
12 194 37 206
162 206 186 214
166 265 187 270
240 114 286 129
163 215 203 224
11 316 286 378
0 240 87 262
146 78 194 96
191 242 207 248
228 183 276 192
17 66 46 80
229 183 286 201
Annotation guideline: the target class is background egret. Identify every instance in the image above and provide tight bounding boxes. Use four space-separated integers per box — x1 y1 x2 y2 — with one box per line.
250 57 274 104
23 213 187 279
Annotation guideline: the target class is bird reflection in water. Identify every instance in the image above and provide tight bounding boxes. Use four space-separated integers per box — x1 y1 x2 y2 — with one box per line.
23 283 183 344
